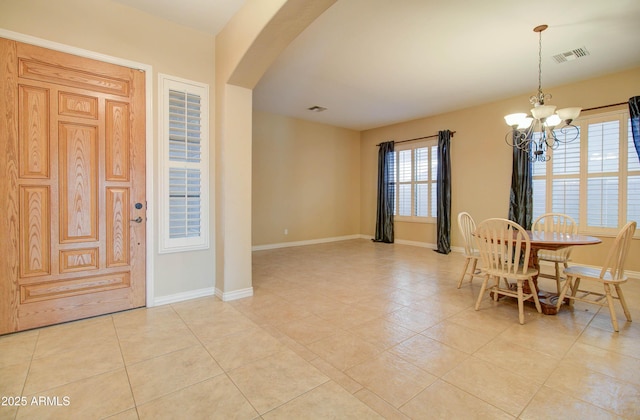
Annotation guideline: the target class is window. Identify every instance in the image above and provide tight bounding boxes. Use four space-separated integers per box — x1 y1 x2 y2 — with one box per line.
392 141 438 221
532 110 639 235
158 74 209 253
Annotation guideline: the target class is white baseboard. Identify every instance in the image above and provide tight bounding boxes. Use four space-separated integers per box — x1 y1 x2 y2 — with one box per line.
252 234 363 251
215 287 254 301
152 286 254 306
394 239 437 249
152 287 216 306
360 236 467 253
450 245 465 254
262 234 464 253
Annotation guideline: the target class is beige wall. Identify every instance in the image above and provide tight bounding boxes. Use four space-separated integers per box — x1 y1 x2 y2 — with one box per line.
0 0 217 299
214 0 334 297
360 67 640 272
252 111 361 246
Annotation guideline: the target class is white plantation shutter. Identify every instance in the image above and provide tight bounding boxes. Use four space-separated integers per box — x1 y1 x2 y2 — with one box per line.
532 111 637 235
414 147 429 217
587 120 619 228
553 129 581 174
168 168 201 238
393 141 437 220
429 145 438 218
169 90 202 164
159 75 209 253
531 180 546 221
551 128 581 223
397 150 412 216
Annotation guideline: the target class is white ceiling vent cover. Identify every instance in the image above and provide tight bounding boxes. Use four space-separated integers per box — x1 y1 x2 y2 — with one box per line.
552 47 590 63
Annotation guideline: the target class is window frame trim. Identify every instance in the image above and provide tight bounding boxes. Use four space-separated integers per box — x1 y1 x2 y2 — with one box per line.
533 109 639 238
158 73 210 253
393 139 438 223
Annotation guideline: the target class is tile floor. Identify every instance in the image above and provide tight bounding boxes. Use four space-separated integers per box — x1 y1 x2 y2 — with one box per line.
1 239 639 419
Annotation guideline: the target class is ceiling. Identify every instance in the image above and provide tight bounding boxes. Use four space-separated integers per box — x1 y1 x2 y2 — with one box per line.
114 0 640 131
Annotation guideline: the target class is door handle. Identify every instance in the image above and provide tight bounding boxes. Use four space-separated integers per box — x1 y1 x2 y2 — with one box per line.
130 216 143 223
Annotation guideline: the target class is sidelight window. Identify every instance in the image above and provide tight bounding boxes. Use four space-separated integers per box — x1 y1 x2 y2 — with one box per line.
158 74 209 253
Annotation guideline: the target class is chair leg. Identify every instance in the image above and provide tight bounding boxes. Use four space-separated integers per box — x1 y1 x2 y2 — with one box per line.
470 258 479 277
614 284 632 322
517 280 525 325
492 276 500 302
570 278 581 306
475 274 490 311
603 284 619 332
528 278 542 314
457 257 471 289
556 275 573 311
572 278 580 296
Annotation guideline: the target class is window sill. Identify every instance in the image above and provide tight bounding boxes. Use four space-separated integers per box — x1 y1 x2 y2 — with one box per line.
394 216 436 224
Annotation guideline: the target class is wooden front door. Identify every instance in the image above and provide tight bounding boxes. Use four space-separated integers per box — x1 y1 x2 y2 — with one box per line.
0 39 146 334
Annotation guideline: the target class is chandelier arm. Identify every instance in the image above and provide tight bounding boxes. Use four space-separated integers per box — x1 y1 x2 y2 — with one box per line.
505 130 534 153
516 132 531 151
531 152 551 162
505 131 516 147
542 128 557 149
558 124 580 143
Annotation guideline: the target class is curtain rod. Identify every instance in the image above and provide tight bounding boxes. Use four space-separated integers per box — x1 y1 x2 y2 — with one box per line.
376 131 456 147
373 101 627 147
581 101 627 113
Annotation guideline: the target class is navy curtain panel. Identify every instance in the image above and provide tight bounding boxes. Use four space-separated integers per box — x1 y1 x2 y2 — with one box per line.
435 130 452 254
373 141 395 243
630 96 640 163
508 131 533 229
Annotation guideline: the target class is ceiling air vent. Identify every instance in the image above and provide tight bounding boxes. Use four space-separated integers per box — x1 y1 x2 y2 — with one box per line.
307 105 327 112
552 47 590 64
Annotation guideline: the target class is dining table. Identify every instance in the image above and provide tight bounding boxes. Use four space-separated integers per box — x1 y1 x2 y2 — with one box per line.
523 230 602 315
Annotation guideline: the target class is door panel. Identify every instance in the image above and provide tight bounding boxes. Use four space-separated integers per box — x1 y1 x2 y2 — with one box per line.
0 38 146 334
59 122 99 242
19 85 50 179
19 185 51 278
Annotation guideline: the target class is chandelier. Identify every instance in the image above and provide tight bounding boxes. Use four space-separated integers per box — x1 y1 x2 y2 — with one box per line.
504 25 581 162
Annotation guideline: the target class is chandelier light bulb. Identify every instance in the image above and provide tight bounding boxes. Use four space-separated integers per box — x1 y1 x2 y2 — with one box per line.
505 113 527 127
545 114 561 127
556 107 582 123
530 104 556 120
518 117 534 129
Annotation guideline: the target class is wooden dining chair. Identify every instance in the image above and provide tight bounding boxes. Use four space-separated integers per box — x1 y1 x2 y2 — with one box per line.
457 212 482 288
532 213 578 294
474 218 542 324
556 221 636 332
